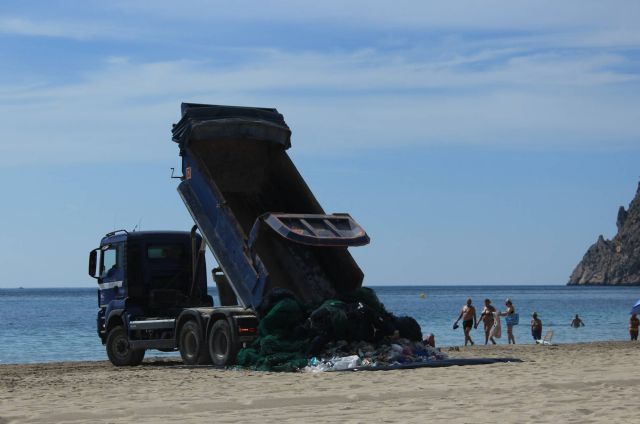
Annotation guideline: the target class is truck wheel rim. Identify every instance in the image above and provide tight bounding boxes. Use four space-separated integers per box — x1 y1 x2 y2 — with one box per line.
114 336 129 358
184 332 197 359
214 332 228 356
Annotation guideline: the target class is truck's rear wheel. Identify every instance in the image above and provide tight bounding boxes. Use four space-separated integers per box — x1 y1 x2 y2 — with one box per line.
208 319 238 367
179 320 211 365
106 326 145 366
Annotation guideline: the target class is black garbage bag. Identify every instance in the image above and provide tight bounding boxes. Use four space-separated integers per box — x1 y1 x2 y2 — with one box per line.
339 287 389 317
394 316 423 341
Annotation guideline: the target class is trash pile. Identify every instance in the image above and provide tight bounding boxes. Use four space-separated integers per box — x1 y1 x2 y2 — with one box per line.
236 287 446 372
304 339 446 372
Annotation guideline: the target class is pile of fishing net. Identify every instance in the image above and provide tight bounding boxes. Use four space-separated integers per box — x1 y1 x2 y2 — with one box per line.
235 287 446 372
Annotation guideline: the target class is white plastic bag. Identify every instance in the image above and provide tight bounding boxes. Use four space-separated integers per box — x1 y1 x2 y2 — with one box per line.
490 311 502 339
331 355 361 370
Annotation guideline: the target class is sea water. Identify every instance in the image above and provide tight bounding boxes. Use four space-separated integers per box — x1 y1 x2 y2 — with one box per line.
1 285 638 364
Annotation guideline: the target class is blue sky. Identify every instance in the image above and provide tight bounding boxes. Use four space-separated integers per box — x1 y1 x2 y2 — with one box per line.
1 1 639 287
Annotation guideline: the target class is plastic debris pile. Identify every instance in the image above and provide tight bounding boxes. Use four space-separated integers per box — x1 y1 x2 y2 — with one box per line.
236 287 445 372
304 339 447 372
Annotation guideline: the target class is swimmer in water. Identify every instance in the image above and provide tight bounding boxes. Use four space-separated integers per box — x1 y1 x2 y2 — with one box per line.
570 314 585 328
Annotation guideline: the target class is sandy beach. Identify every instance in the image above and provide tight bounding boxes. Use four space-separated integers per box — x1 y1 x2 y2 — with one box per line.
1 341 638 424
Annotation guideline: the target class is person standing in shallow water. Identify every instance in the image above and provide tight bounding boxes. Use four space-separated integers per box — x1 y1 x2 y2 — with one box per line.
477 298 497 345
500 298 516 344
570 314 585 328
630 314 639 341
454 298 477 346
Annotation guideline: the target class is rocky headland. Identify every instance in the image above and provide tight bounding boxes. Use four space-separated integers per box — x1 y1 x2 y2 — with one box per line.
568 182 640 285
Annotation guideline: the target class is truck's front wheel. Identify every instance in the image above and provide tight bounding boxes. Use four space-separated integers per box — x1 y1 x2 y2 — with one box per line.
179 320 211 365
208 319 238 367
106 326 145 366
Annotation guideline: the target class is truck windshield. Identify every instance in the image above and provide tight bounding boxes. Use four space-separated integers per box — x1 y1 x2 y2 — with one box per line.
147 245 184 260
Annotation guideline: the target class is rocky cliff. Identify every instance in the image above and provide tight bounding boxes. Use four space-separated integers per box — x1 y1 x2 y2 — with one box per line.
568 183 640 285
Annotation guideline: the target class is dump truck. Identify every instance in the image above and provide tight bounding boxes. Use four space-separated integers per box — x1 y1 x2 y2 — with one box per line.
89 103 370 366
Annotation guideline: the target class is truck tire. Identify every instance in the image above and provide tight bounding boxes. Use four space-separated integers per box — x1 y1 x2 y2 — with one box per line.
179 320 211 365
106 326 145 366
208 319 238 367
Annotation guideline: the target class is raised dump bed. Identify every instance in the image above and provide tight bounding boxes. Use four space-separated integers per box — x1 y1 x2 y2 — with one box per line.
172 103 369 309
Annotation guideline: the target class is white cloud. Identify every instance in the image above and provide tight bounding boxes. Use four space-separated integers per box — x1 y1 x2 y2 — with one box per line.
0 16 139 40
4 48 636 100
4 1 640 51
1 1 639 165
1 44 639 166
112 0 640 33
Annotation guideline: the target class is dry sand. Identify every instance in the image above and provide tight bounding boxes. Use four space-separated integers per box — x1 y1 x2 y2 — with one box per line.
1 341 638 424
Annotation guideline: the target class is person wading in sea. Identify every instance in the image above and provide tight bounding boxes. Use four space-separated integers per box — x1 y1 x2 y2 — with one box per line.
570 314 585 328
454 298 477 346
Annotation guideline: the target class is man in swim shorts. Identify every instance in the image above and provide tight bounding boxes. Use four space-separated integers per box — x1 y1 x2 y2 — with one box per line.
454 298 477 346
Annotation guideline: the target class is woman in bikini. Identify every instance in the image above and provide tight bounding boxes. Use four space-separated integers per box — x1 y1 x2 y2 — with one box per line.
477 298 497 345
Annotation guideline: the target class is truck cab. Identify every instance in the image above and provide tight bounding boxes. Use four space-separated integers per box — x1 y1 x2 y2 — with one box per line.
89 229 257 366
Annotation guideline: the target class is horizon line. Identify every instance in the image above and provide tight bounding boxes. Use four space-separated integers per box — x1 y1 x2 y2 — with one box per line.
1 282 577 289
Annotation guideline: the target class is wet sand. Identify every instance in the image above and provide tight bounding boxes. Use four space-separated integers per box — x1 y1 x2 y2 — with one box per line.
1 341 638 423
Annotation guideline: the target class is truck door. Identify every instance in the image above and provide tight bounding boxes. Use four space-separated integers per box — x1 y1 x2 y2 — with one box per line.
98 243 125 307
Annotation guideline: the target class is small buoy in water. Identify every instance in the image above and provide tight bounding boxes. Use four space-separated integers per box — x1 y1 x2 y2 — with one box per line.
420 293 427 299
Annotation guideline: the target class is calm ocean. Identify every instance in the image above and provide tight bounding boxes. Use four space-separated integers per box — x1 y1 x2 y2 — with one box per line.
1 285 638 364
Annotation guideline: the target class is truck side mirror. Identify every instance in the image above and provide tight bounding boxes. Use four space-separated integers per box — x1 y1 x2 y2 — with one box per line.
88 249 99 279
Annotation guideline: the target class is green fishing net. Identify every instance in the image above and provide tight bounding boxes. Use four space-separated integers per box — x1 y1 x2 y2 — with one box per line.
236 288 398 372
